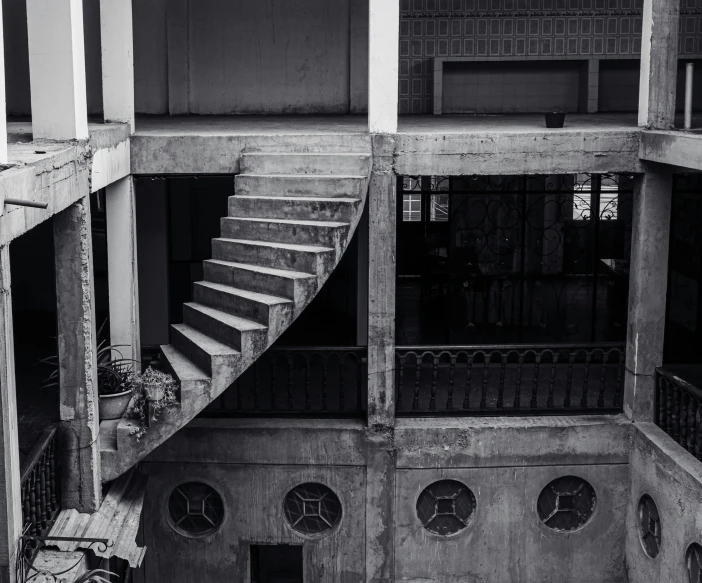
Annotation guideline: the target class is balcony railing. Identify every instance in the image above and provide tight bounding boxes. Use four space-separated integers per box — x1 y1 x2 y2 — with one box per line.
203 347 367 417
655 367 702 461
20 424 61 558
396 344 625 415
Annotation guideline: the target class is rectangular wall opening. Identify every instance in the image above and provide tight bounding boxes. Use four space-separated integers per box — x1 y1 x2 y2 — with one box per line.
250 545 303 583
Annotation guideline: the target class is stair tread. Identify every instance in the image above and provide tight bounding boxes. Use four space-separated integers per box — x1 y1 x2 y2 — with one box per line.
214 237 334 254
161 344 210 381
205 258 315 279
184 302 268 332
195 280 293 306
232 195 362 204
172 323 242 357
223 216 349 228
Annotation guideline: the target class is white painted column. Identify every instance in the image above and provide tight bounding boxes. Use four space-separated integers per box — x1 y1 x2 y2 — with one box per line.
106 177 141 364
100 0 135 132
0 0 8 165
368 0 399 134
0 247 22 583
26 0 88 140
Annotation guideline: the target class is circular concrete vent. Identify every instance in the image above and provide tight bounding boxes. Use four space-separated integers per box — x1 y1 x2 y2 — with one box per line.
688 543 702 583
638 494 661 558
537 476 596 532
167 482 224 537
284 483 342 536
416 479 476 536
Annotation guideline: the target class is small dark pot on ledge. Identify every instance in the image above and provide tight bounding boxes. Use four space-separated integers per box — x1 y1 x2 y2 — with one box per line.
545 112 566 128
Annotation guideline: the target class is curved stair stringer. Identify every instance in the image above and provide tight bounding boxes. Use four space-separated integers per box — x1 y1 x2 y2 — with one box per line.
101 151 371 481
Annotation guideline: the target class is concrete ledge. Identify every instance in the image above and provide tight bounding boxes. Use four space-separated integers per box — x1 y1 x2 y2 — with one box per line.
640 129 702 171
395 414 632 468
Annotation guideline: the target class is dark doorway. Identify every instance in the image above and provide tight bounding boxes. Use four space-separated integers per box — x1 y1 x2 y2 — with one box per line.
250 545 303 583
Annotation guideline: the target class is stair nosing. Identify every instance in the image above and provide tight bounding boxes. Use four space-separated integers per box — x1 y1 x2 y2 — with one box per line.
204 258 315 279
222 216 349 228
195 280 294 306
231 195 362 203
213 237 334 254
161 344 210 380
184 302 268 332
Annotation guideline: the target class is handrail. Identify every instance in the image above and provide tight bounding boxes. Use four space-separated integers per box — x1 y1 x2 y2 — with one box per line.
20 424 59 484
656 367 702 401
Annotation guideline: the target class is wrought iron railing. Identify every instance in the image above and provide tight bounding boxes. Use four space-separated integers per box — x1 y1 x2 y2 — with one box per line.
396 344 624 415
655 367 702 461
20 425 61 558
203 347 367 416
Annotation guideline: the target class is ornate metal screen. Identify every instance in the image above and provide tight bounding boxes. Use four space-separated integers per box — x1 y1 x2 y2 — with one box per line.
397 174 634 346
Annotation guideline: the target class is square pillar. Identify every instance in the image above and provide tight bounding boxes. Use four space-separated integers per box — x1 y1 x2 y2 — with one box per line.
624 166 672 422
53 198 101 512
0 247 22 583
638 0 681 128
368 0 399 134
106 178 141 364
100 0 135 132
26 0 88 140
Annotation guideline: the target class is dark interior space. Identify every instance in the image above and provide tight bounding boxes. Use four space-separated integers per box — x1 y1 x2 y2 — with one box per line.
250 545 303 583
9 219 59 464
90 190 111 337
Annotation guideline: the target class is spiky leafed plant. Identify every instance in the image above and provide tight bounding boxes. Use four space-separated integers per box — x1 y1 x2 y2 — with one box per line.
73 569 119 583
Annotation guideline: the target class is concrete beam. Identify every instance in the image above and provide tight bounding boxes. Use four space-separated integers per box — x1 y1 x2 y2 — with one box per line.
624 167 672 422
53 199 101 512
100 0 135 132
640 130 702 171
26 0 88 140
638 0 680 128
0 247 22 583
106 177 140 363
368 0 399 133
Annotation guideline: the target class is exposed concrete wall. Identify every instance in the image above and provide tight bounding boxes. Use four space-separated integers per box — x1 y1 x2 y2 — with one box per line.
626 423 702 583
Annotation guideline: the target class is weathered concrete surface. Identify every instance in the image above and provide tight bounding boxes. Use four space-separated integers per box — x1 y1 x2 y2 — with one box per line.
140 461 366 583
624 168 672 422
395 463 628 583
395 415 632 469
53 199 101 512
626 423 702 583
640 130 702 171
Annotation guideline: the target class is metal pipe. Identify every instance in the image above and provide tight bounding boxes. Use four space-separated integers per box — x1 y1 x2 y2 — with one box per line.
685 62 694 130
4 198 48 209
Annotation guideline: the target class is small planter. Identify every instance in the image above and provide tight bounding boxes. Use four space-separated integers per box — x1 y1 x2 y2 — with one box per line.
99 389 133 420
144 383 165 402
545 112 566 128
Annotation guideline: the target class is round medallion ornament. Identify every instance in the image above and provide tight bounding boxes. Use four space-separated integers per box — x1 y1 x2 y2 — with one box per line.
537 476 596 532
168 482 224 537
416 479 476 536
638 494 661 558
284 483 342 536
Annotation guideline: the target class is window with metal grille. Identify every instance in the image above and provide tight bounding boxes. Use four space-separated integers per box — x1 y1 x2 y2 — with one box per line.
416 479 476 536
283 483 342 536
168 482 224 537
537 476 596 532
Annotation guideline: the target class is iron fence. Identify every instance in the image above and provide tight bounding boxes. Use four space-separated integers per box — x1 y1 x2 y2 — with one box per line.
655 367 702 461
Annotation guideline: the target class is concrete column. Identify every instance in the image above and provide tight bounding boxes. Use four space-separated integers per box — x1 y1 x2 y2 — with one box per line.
106 178 141 364
53 198 101 512
0 247 22 583
366 135 396 583
638 0 681 128
26 0 88 140
624 166 672 422
368 0 399 133
100 0 135 132
0 0 8 165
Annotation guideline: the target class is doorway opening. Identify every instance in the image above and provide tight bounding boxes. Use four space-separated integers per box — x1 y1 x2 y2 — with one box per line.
250 544 303 583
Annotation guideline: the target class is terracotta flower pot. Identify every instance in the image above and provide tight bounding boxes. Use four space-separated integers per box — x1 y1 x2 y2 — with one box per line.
99 389 133 420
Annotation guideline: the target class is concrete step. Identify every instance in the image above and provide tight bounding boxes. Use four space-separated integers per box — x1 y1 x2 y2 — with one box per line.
228 195 362 223
161 343 210 405
235 174 367 198
193 280 293 339
240 152 370 176
170 324 241 389
203 259 317 304
220 217 349 251
211 237 335 278
182 302 268 354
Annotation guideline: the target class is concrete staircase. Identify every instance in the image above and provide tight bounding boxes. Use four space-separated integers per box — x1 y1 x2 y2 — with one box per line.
100 151 371 481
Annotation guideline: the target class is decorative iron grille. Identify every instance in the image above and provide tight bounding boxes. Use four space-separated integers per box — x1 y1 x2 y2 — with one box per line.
655 367 702 462
638 494 661 559
537 476 596 532
416 480 476 536
283 483 342 536
168 482 224 537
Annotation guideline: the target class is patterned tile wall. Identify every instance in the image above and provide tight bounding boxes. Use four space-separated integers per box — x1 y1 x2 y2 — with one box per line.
399 0 702 113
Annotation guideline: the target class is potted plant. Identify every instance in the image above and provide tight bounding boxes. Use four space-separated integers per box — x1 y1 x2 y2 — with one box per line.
125 367 178 440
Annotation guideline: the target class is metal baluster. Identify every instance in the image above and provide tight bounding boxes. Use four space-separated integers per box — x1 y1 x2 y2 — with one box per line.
696 399 702 462
429 355 439 411
496 352 506 409
321 354 328 412
39 452 47 529
664 378 673 434
447 355 456 410
672 384 681 442
287 354 294 410
564 352 575 408
580 352 592 408
462 355 474 410
597 352 607 408
546 353 558 409
49 438 57 513
656 372 665 426
480 355 489 410
412 354 421 411
688 398 697 456
29 469 38 539
513 353 524 408
22 482 30 534
614 353 623 408
340 355 346 412
530 354 542 408
304 354 311 411
253 362 260 412
396 353 404 411
681 391 689 450
270 359 277 412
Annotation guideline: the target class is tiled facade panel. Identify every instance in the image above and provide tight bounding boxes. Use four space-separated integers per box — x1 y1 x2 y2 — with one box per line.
399 0 702 113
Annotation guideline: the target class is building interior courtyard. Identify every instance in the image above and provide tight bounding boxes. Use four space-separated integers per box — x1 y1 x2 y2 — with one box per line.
1 0 702 582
